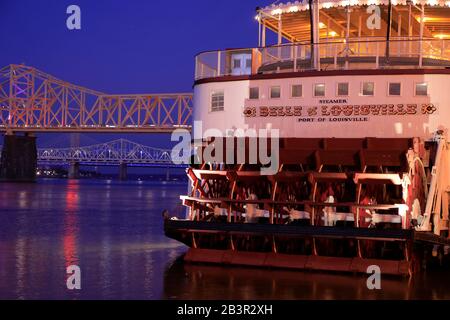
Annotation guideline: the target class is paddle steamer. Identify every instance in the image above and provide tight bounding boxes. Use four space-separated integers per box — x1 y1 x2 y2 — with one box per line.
165 0 450 276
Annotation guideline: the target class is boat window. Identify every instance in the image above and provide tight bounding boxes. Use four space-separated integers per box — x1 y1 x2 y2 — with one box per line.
233 59 241 69
314 84 325 97
245 59 252 69
211 91 224 112
249 87 259 100
337 82 349 96
362 82 374 96
415 83 428 96
389 82 401 96
291 84 302 98
270 86 281 99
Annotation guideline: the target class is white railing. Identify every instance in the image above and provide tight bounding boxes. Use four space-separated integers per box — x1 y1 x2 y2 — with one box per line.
195 38 450 80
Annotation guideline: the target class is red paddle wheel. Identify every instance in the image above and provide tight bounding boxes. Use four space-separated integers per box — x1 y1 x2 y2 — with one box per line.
166 137 450 276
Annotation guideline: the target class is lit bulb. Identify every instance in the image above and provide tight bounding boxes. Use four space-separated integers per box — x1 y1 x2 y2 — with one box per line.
434 34 450 39
271 8 283 15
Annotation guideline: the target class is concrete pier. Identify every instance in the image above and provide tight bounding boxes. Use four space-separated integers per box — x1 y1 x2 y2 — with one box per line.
0 133 37 182
119 162 127 180
68 161 80 179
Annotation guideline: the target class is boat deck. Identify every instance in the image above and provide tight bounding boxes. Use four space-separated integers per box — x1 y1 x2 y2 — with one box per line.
164 219 450 246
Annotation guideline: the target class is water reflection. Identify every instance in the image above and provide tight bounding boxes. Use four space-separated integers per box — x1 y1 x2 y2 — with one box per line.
18 191 28 209
14 237 26 299
99 233 112 299
63 180 79 267
163 256 450 300
0 179 448 299
0 179 187 299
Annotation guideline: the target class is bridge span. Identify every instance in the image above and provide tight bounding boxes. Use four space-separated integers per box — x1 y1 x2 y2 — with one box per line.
39 139 184 180
37 139 178 167
0 64 192 133
0 64 193 181
1 139 185 179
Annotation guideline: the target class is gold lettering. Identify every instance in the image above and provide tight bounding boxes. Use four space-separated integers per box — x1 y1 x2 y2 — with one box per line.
285 106 293 116
361 105 370 115
331 105 341 116
260 106 269 117
397 104 406 115
269 107 278 116
407 104 417 114
370 105 381 115
243 107 256 117
388 104 397 115
246 103 425 118
342 106 353 116
294 106 302 116
308 107 317 116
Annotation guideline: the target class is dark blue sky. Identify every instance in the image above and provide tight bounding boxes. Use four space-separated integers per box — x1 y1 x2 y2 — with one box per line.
0 0 277 148
0 0 276 94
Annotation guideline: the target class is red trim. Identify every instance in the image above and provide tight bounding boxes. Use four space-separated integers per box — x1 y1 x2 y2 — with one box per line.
184 248 411 275
194 68 450 86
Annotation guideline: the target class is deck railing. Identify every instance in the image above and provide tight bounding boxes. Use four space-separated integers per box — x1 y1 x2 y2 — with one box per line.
195 37 450 80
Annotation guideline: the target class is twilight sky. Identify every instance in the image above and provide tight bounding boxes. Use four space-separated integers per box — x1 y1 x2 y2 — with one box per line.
0 0 279 147
0 0 279 93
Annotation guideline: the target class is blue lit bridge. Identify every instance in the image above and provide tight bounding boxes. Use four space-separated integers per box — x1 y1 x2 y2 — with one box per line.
1 139 186 180
37 139 178 167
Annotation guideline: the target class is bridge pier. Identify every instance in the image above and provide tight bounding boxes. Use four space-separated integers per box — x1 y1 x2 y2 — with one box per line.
119 162 127 180
0 132 37 182
68 162 80 179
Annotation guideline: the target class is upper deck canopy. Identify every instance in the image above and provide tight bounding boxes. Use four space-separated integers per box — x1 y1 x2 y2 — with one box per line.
194 1 450 81
257 0 450 43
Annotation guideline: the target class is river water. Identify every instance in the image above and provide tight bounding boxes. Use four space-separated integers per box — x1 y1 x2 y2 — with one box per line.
0 179 448 300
